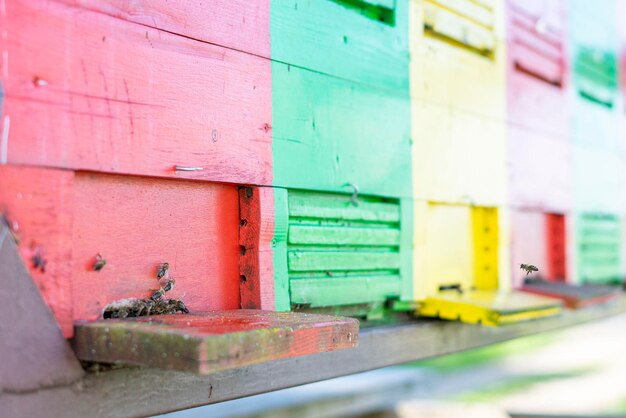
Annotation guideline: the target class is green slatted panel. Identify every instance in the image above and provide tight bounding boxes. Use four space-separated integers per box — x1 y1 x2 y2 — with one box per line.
577 214 622 284
574 47 618 107
288 190 403 308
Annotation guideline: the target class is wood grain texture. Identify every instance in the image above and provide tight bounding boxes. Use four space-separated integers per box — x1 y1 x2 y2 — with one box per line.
2 299 625 418
0 165 75 337
290 276 401 307
239 186 279 311
58 0 270 57
0 220 84 393
3 0 272 185
71 173 240 322
72 310 359 374
272 62 411 199
271 0 409 91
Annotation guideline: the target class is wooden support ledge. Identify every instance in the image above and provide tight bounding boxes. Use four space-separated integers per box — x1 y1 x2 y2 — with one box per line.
2 298 626 418
72 311 359 374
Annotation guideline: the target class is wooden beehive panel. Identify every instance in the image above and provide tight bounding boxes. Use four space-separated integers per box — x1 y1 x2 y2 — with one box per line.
1 0 272 185
472 206 499 290
411 0 506 121
576 214 622 284
287 190 407 308
71 173 240 322
509 209 547 288
0 165 75 337
413 203 473 299
73 311 359 374
270 0 408 91
506 0 568 137
545 213 568 281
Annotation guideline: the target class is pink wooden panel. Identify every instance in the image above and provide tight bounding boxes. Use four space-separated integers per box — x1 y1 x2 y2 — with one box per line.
506 0 569 137
0 165 75 337
508 124 572 211
510 209 548 288
71 173 240 322
57 0 270 57
1 0 272 185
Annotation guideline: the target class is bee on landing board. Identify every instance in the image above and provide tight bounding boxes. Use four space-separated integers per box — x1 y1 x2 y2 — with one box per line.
520 263 539 276
93 253 107 272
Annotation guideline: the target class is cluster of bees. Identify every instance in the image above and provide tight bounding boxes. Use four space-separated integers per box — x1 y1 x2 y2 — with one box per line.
103 262 189 319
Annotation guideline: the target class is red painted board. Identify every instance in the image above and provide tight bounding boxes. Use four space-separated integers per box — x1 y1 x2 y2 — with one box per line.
72 310 359 374
1 0 272 185
56 0 270 58
71 172 240 322
545 213 567 281
506 0 569 137
0 165 75 337
239 187 276 310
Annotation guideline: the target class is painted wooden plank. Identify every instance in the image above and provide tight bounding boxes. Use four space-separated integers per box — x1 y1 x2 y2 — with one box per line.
576 214 622 284
57 0 270 57
272 64 411 199
399 198 414 301
72 311 359 374
288 225 400 246
546 213 567 281
289 191 401 223
288 251 399 272
273 188 291 311
3 0 272 185
290 276 401 307
71 173 240 322
0 165 75 337
270 0 409 91
472 206 499 290
0 220 84 393
509 209 548 288
413 203 473 299
521 280 620 309
507 124 572 212
411 0 506 121
239 187 276 311
411 103 507 205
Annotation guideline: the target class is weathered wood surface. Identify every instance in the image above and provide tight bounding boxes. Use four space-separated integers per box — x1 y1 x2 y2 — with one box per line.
509 209 548 288
0 165 75 337
3 299 625 418
2 0 272 185
73 310 359 374
71 173 241 322
0 220 84 394
58 0 270 57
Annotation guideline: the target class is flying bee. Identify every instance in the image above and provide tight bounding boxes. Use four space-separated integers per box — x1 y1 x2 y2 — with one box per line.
520 263 539 276
156 262 170 279
93 253 107 272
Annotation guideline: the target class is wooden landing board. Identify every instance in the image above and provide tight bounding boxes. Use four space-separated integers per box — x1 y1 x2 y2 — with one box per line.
521 279 622 309
417 290 562 326
72 310 359 374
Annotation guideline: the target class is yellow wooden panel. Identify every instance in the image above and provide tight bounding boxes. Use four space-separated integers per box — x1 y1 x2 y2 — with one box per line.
413 202 473 299
472 206 499 290
411 103 507 204
410 0 506 120
418 290 562 326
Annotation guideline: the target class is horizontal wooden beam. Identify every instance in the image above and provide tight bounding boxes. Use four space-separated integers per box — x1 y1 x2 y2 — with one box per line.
2 298 625 418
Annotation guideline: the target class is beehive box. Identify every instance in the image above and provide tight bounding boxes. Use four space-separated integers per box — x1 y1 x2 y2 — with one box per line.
575 213 622 285
411 0 507 205
268 0 414 315
506 0 571 212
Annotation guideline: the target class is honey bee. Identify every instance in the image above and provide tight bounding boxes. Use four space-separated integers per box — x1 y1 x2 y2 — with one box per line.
150 287 166 302
520 263 539 276
162 278 175 292
31 245 47 273
93 253 107 272
156 262 170 279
